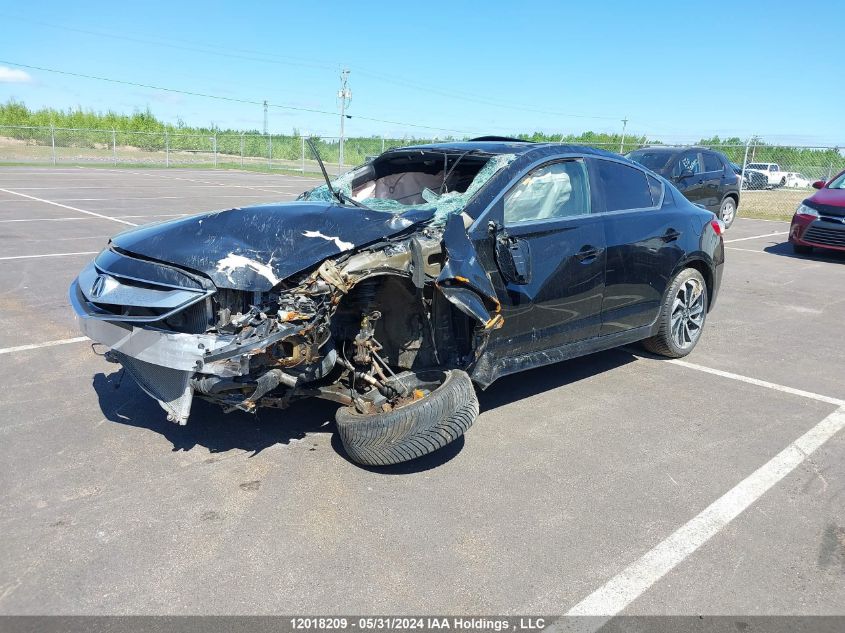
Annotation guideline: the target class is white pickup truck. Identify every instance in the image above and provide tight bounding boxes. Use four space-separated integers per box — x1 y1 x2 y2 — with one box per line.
745 162 787 187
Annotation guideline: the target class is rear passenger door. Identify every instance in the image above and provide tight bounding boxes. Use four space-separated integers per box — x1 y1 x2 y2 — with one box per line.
591 158 687 335
700 151 725 211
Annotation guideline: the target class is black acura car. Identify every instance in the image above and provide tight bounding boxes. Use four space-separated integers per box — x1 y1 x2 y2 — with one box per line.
71 139 724 466
626 146 741 228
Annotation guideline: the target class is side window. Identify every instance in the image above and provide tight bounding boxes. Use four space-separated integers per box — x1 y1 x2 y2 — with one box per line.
703 152 723 173
672 152 701 178
647 175 664 207
771 164 779 172
596 160 654 212
504 160 590 224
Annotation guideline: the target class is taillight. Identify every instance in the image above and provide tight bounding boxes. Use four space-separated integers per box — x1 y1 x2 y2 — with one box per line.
710 219 724 236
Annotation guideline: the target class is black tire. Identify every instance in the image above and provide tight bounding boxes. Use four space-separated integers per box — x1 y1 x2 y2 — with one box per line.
335 369 478 466
792 243 813 255
719 196 737 229
642 268 708 358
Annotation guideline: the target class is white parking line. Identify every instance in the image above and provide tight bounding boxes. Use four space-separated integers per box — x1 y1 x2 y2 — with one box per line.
550 358 845 627
0 213 187 223
564 405 845 621
668 358 845 406
51 194 283 201
0 251 98 261
724 231 788 243
0 336 89 355
91 168 301 194
725 246 774 254
0 188 137 227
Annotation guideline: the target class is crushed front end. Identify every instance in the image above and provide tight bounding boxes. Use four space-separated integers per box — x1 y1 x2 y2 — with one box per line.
70 148 517 428
70 247 344 424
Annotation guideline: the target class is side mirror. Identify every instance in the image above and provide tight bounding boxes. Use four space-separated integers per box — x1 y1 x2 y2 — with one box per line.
812 180 826 190
494 230 531 285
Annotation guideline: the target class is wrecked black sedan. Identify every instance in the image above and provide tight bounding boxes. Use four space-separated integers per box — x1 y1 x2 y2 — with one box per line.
70 139 724 466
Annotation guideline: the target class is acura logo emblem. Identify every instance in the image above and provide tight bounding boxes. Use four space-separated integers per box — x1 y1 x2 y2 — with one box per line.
90 274 109 299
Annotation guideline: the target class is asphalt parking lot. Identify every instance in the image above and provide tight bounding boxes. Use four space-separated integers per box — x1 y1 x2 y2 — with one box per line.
1 167 844 616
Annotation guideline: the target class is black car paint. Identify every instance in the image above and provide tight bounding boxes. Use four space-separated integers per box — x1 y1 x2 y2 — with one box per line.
109 203 433 291
627 147 740 213
454 144 723 386
97 141 723 391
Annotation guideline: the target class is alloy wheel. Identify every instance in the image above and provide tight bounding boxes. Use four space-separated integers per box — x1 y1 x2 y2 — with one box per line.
721 199 736 225
671 278 705 349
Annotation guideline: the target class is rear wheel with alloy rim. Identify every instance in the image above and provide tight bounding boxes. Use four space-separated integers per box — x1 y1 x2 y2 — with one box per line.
643 268 708 358
719 197 737 228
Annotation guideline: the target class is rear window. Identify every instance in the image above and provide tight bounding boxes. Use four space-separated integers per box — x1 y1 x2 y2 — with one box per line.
647 175 664 206
596 160 654 212
703 153 723 173
625 151 673 172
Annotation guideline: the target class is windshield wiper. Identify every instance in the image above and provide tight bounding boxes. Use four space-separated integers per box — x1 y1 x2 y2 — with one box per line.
305 138 369 209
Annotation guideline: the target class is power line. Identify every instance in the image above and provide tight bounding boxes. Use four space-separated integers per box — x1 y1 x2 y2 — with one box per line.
0 14 624 124
0 60 482 136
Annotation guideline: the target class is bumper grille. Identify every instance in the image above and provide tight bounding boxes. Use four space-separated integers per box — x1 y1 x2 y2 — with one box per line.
112 350 194 424
803 224 845 248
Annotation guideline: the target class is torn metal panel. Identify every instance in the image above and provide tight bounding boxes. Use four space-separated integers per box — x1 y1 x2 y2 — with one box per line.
436 212 500 314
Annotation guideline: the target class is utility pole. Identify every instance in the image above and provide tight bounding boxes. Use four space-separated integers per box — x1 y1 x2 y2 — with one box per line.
338 69 351 171
619 117 628 154
263 100 268 135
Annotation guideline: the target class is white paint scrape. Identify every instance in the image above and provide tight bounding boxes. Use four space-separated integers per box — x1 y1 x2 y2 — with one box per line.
215 253 280 286
302 230 354 252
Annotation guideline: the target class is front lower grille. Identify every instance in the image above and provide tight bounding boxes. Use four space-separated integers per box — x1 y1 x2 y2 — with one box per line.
111 350 194 424
803 224 845 248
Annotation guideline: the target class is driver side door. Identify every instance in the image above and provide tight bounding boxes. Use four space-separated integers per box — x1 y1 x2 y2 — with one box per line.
483 159 606 356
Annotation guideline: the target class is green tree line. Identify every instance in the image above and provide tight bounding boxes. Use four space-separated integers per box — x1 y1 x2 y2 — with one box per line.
1 99 841 176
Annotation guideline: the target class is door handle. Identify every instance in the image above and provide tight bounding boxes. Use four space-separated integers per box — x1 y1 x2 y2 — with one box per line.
575 245 600 263
661 229 681 243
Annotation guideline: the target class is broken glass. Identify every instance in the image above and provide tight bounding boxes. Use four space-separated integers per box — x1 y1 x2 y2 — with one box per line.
304 153 516 225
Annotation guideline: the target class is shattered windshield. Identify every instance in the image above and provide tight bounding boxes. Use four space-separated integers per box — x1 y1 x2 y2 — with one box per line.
303 153 516 225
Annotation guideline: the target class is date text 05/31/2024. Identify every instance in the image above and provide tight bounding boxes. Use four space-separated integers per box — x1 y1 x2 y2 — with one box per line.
289 618 548 631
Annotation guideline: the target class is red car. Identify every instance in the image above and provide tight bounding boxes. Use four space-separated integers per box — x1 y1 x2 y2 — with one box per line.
789 169 845 254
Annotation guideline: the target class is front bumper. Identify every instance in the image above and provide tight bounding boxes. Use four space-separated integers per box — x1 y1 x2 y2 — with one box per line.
790 215 845 251
71 278 305 423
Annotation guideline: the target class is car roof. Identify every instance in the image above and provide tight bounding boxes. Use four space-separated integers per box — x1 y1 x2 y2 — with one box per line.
630 146 719 153
391 140 622 161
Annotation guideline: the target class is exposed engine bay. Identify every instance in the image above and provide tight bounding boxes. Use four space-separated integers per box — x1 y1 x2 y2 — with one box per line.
71 147 513 425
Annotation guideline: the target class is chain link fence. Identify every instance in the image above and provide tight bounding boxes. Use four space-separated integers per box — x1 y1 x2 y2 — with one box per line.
1 125 842 220
0 125 442 176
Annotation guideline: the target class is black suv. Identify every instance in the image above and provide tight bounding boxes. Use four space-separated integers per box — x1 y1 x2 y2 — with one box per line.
626 147 740 228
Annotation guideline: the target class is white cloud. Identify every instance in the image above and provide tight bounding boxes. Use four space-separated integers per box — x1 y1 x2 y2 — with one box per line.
0 66 33 83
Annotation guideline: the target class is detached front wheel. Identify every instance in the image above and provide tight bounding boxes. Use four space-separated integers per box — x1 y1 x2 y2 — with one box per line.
335 369 478 466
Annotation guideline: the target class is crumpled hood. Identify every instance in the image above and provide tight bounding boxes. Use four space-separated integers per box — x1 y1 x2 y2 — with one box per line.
110 202 433 291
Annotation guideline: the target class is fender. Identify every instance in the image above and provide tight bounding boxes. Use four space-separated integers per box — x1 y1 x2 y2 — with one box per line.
435 212 504 330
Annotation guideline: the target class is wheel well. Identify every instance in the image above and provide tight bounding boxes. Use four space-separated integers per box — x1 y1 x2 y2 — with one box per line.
723 192 738 206
330 273 478 371
683 260 713 310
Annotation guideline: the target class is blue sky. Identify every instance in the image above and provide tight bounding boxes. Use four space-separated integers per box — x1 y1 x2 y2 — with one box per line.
1 1 842 144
